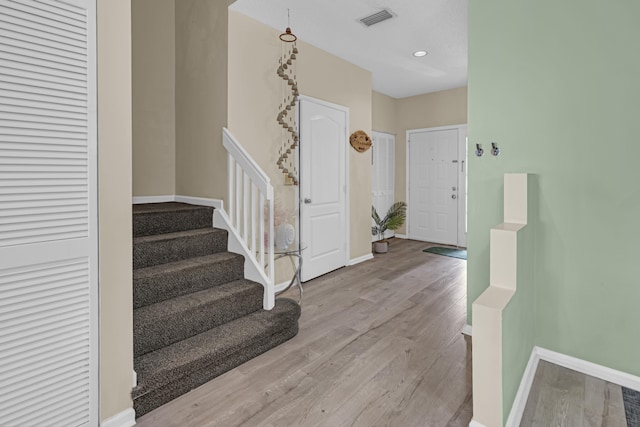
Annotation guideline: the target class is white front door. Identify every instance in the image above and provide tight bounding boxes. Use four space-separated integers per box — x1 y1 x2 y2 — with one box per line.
371 131 395 241
408 128 460 245
299 97 347 282
0 1 98 426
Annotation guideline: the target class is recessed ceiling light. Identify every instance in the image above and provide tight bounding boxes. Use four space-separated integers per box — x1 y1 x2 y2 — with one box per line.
413 50 428 57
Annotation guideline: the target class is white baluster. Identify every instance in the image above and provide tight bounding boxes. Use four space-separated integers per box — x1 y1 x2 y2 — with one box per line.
259 192 265 267
243 172 249 244
235 166 242 230
268 198 275 284
250 184 257 254
228 155 234 221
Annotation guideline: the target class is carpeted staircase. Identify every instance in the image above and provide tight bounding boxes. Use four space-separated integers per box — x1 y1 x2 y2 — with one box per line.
131 202 301 417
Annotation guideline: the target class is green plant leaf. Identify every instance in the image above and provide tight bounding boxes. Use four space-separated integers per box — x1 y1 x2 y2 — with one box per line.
383 202 407 231
371 206 382 226
371 202 407 238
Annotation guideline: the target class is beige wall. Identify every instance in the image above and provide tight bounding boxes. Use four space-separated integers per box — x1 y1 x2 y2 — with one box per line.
372 91 397 135
97 0 133 421
297 38 373 261
132 0 176 197
228 11 373 261
132 0 232 199
394 87 468 234
175 0 231 199
227 10 280 192
396 87 468 133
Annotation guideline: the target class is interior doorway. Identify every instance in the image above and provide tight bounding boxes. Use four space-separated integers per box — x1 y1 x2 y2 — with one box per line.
407 125 467 247
371 131 395 242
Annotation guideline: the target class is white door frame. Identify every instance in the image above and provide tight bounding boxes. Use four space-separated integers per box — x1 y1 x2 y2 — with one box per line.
371 130 395 242
298 95 351 271
406 124 468 247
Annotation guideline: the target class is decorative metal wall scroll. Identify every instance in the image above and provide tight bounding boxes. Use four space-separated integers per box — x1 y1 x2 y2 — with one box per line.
276 16 299 186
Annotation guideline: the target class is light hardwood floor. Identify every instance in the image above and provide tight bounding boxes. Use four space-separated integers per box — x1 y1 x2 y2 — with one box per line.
136 239 472 427
520 360 627 426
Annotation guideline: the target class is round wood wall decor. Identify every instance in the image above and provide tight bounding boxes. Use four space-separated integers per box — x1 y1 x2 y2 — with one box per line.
349 130 372 153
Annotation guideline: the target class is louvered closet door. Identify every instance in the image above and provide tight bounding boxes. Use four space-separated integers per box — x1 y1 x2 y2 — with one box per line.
0 1 98 427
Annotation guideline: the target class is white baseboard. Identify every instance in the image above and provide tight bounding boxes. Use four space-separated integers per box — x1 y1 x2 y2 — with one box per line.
132 195 223 210
469 420 487 427
132 195 173 204
394 234 408 239
461 324 472 336
101 407 135 427
175 195 223 210
504 345 640 427
536 346 640 392
505 348 540 427
348 253 374 266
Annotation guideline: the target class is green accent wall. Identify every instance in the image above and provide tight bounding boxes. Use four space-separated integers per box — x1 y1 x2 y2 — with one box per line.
468 0 640 415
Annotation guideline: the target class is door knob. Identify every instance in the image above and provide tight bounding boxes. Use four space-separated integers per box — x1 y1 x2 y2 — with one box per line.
451 194 457 199
304 198 312 204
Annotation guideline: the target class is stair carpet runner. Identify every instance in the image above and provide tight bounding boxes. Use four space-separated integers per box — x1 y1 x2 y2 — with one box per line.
132 202 300 417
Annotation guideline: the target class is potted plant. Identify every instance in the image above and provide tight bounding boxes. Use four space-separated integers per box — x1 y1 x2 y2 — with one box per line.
372 202 407 253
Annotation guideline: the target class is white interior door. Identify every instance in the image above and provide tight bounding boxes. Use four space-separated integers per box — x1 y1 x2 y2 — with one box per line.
299 97 347 282
371 131 395 241
0 1 98 426
408 128 459 245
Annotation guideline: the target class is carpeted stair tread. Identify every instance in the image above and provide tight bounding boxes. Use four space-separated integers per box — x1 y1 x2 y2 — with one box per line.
133 324 298 417
134 279 264 357
133 252 245 308
133 202 206 214
130 202 302 417
133 228 228 269
133 298 300 398
133 202 214 237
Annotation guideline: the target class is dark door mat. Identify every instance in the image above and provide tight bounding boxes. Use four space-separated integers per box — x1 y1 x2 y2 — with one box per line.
623 387 640 427
422 246 467 260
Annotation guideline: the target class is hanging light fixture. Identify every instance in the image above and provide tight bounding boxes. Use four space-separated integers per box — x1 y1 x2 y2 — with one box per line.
276 9 299 186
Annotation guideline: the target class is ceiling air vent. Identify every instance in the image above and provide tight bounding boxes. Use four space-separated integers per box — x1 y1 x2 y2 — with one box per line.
359 9 394 27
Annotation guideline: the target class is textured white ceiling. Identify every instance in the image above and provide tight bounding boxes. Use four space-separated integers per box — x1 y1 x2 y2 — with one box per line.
230 0 468 99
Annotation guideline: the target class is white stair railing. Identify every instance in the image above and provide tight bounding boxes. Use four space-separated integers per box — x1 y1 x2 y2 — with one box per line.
219 127 275 309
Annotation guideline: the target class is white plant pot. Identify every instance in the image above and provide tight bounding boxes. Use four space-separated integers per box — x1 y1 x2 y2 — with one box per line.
373 241 388 253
